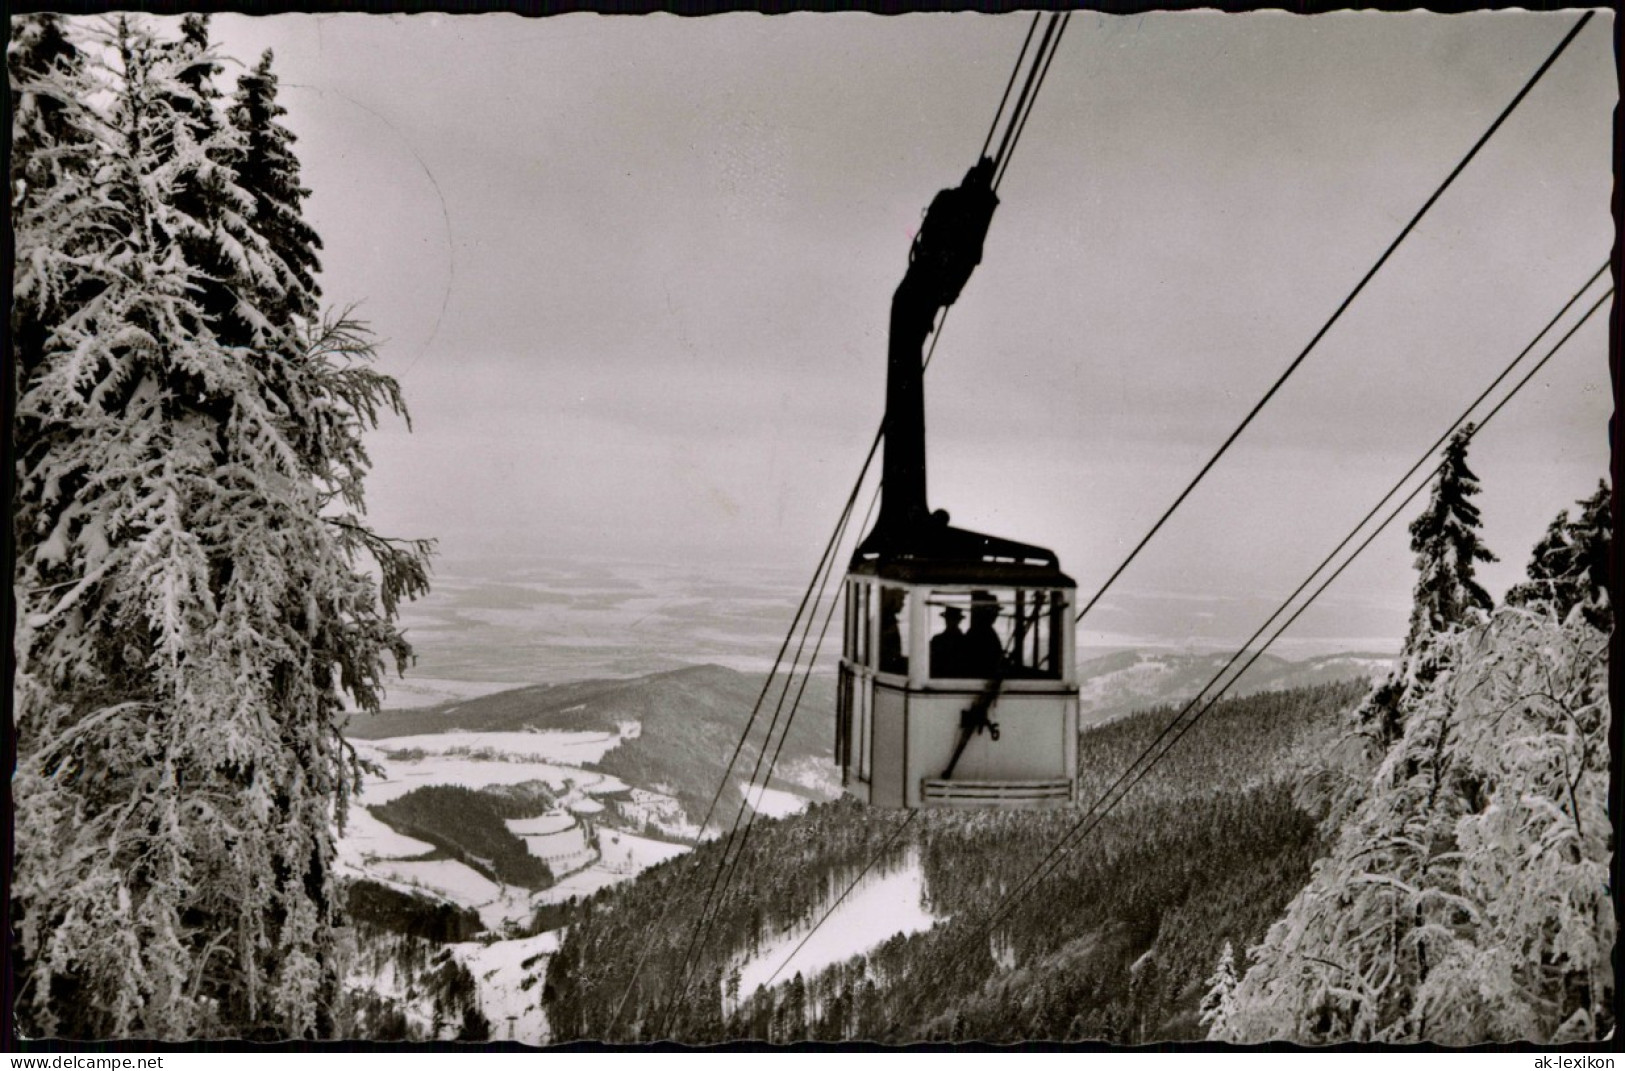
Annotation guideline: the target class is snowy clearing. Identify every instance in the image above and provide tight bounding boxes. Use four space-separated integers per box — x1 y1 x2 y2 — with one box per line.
335 800 436 867
731 851 938 1003
531 830 690 904
345 743 629 806
372 859 504 908
741 782 811 819
517 825 589 861
367 859 543 930
529 862 620 903
452 931 560 1044
506 813 578 836
474 887 547 932
598 830 689 875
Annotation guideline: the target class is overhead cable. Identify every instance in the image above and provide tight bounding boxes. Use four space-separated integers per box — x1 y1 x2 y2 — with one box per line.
963 279 1614 972
1072 11 1596 627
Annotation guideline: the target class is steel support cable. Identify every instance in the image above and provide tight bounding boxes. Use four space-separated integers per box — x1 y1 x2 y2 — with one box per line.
957 283 1614 967
676 17 1057 943
715 270 1614 1022
705 578 896 1009
626 13 1592 1034
992 14 1060 174
655 300 949 1031
981 13 1044 161
1039 259 1611 881
659 492 860 1006
658 467 881 1031
638 14 1593 1035
695 460 865 843
662 483 886 1028
737 489 882 830
761 811 920 992
1011 259 1613 922
1072 10 1596 628
606 438 874 1036
970 293 1613 961
659 508 857 1033
627 14 1077 1030
993 12 1072 193
746 488 884 828
660 558 854 1033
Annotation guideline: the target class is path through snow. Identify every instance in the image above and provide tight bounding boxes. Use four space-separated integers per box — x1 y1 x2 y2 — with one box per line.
731 850 938 1004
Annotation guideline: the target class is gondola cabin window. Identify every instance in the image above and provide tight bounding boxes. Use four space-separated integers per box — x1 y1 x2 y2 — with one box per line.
837 574 1078 808
841 580 911 676
927 588 1064 681
839 579 877 783
878 586 909 676
854 581 871 667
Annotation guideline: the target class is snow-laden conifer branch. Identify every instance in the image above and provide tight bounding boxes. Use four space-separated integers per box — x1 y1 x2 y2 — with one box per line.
11 13 433 1039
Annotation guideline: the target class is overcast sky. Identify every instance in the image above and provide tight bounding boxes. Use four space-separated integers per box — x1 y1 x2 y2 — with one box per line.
207 10 1614 654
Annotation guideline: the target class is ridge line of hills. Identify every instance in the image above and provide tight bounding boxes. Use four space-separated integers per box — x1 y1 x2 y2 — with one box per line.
344 648 1394 741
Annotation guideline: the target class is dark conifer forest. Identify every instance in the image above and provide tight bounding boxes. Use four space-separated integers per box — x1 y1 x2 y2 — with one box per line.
372 786 558 890
544 680 1368 1042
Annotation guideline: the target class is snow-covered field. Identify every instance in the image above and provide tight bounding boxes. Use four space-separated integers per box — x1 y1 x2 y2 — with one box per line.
346 741 630 807
337 800 436 863
598 829 689 875
740 782 811 819
507 813 578 836
730 851 939 1005
373 859 504 907
513 820 591 865
337 730 647 932
529 856 631 903
533 830 689 904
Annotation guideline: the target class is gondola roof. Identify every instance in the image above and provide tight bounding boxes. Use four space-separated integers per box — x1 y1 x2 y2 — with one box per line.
849 515 1075 587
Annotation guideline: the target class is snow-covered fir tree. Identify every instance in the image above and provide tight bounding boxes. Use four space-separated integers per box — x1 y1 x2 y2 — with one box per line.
1199 940 1238 1038
1505 480 1610 632
228 48 323 326
1406 424 1498 641
10 15 431 1040
1354 425 1498 752
1221 481 1612 1044
10 14 100 397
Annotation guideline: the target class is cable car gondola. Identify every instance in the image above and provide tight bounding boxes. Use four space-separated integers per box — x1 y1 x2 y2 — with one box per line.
835 158 1079 810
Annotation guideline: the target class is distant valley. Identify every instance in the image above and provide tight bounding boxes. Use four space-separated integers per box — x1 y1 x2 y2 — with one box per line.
330 549 1394 1043
335 643 1387 1042
335 662 839 1040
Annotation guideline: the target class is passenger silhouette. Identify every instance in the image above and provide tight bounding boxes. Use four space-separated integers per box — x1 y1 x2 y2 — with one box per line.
929 605 966 677
879 588 906 674
961 591 1005 679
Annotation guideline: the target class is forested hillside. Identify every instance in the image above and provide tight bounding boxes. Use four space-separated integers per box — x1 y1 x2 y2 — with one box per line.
1213 468 1614 1044
1076 650 1390 725
347 664 836 829
542 679 1366 1042
340 880 491 1040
